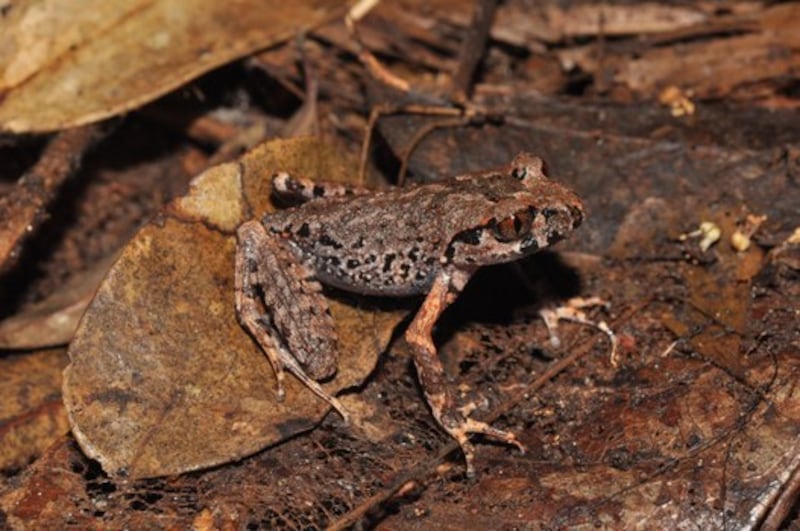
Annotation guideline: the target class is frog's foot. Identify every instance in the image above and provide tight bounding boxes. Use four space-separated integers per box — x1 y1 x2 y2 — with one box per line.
539 296 618 365
277 352 351 424
237 309 351 424
439 411 526 477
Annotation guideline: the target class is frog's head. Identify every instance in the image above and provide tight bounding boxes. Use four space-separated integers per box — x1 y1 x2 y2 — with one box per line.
446 152 585 267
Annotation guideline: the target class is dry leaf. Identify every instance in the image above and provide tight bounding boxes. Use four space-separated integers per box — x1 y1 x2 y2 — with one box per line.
0 0 350 132
63 137 405 479
0 254 116 349
0 350 69 472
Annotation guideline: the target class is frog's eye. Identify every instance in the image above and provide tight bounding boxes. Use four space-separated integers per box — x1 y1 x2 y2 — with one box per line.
511 166 527 180
490 208 534 242
511 156 547 181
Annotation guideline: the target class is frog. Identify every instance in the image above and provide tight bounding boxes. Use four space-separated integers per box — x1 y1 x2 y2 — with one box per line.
235 152 599 476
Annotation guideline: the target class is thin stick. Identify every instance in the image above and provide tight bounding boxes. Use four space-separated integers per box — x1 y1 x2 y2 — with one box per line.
451 0 499 102
0 123 108 274
345 6 409 93
396 117 470 186
357 104 466 185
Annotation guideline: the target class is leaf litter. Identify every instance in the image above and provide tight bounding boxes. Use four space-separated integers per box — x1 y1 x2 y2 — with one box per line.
1 0 799 528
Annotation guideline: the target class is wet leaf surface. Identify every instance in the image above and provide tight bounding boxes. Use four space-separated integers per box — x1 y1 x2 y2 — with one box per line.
63 138 406 479
374 337 800 529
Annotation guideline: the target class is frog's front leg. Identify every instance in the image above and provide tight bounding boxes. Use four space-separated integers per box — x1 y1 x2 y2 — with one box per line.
405 267 526 477
235 220 350 422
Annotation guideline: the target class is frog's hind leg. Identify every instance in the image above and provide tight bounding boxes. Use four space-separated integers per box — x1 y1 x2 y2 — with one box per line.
271 172 371 205
405 268 526 477
235 220 350 422
539 296 618 365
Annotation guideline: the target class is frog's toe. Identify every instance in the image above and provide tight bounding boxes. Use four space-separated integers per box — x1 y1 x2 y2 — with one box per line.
459 417 526 454
538 296 618 365
441 413 526 477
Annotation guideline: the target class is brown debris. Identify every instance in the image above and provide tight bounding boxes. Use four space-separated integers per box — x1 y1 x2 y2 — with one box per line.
0 254 116 349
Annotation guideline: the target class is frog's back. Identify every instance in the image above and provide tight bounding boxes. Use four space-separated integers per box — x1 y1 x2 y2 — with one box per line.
264 184 460 296
261 163 579 297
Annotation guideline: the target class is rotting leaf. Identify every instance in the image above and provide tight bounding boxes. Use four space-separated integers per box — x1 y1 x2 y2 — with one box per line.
63 137 406 479
0 0 350 133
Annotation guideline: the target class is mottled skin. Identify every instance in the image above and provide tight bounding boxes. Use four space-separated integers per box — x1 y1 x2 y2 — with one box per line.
235 153 585 476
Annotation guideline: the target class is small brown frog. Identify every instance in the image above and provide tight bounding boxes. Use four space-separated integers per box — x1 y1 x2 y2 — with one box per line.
236 153 594 475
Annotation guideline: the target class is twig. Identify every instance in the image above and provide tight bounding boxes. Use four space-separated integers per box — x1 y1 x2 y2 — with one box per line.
346 1 409 93
0 124 108 274
349 0 500 184
357 103 466 184
451 0 499 102
395 117 470 186
758 455 800 530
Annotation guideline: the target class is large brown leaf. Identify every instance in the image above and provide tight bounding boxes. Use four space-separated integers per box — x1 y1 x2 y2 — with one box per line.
0 349 69 473
0 0 350 132
63 137 405 479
